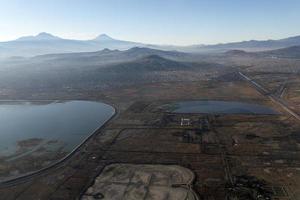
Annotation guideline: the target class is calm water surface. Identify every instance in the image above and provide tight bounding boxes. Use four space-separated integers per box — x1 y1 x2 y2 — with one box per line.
165 100 278 114
0 101 115 159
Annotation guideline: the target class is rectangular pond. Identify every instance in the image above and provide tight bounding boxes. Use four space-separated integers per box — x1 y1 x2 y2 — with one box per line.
162 100 278 115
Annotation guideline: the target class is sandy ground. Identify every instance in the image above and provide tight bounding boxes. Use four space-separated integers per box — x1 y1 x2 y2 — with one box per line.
81 164 198 200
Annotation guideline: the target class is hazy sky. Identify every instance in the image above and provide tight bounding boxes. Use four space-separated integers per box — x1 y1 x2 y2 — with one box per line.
1 0 300 45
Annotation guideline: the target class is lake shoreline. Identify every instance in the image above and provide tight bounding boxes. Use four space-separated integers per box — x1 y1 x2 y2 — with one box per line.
0 101 116 185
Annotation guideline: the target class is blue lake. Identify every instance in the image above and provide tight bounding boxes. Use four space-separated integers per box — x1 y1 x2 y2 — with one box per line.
164 100 278 114
0 101 114 180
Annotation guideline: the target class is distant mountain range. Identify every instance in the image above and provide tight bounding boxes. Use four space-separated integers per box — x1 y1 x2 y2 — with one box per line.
1 32 300 58
16 32 62 41
0 32 144 58
225 45 300 59
201 35 300 52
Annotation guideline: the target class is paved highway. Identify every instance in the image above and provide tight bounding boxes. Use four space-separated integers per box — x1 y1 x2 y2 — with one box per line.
239 72 300 121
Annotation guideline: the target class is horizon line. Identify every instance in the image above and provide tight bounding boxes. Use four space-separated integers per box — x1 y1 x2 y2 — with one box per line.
1 32 300 46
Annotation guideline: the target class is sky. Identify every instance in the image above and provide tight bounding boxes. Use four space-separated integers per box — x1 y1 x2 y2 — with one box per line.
0 0 300 45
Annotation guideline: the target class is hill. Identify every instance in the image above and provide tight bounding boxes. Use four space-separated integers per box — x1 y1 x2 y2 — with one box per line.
260 45 300 59
224 45 300 59
101 55 209 73
25 47 191 68
0 49 228 92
